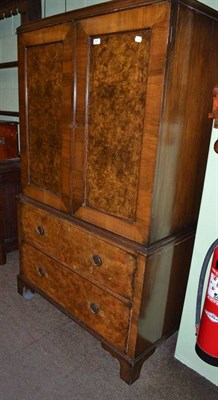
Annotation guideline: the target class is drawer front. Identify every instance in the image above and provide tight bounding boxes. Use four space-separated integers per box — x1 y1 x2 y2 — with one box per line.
20 201 137 300
21 242 131 352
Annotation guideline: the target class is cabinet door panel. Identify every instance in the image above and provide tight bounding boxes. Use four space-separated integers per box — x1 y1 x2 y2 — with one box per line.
19 23 74 211
27 42 63 195
72 3 170 243
86 29 150 221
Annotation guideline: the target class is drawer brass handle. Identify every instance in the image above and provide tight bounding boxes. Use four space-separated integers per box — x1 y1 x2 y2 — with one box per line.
92 255 102 267
37 226 45 236
90 303 100 314
38 267 46 277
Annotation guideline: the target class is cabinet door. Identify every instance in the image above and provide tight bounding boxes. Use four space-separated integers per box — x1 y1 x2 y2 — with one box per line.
72 3 170 244
19 23 74 212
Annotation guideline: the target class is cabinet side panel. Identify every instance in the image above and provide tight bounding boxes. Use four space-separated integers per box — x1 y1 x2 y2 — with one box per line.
86 30 151 221
135 234 194 355
150 5 217 242
27 43 63 195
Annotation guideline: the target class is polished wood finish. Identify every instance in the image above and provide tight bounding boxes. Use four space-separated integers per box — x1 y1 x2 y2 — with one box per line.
0 159 20 264
102 342 155 385
86 29 151 221
150 4 218 243
17 0 218 384
73 3 170 243
21 242 131 351
27 42 63 195
19 23 75 212
19 200 137 300
136 232 195 356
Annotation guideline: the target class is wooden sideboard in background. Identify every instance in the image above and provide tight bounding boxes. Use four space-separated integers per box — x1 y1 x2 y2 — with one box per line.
0 0 41 23
0 121 20 264
0 0 41 264
0 158 20 264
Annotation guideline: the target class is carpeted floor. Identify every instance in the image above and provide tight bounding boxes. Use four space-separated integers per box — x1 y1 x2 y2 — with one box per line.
0 250 218 400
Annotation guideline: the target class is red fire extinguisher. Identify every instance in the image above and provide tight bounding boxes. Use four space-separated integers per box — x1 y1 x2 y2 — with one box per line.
195 239 218 366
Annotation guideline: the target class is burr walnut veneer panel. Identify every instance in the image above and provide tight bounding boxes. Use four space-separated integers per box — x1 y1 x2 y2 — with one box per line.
19 23 75 212
27 43 63 195
73 3 170 243
86 30 151 221
20 200 137 300
21 242 131 351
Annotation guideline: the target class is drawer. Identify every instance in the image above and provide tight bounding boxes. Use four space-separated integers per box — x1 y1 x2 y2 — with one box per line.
20 201 137 300
21 242 131 352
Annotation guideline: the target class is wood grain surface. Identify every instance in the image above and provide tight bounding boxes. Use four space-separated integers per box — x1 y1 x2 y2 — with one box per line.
86 30 150 221
17 0 218 385
73 3 170 243
20 201 137 300
21 242 131 351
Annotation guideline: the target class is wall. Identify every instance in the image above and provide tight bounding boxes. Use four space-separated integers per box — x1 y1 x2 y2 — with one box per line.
41 0 111 17
174 0 218 386
175 123 218 386
0 14 20 120
0 0 217 122
202 0 218 7
0 0 111 122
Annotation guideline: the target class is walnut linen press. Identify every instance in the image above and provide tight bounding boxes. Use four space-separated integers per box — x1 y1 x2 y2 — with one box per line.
17 0 218 384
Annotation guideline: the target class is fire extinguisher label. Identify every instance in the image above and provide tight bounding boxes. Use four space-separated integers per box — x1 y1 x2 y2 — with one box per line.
207 271 218 305
205 310 218 323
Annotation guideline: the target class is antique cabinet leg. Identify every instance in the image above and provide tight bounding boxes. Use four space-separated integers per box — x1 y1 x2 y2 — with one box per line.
102 343 155 385
118 357 146 385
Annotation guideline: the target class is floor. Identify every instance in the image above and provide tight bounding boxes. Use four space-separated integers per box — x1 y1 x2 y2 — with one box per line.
0 251 218 400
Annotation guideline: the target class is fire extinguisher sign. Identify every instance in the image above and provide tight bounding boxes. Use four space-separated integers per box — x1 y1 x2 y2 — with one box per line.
205 310 218 323
195 243 218 366
207 269 218 305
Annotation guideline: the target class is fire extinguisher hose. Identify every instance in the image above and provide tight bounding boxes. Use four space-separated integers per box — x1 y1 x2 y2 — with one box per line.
195 238 218 334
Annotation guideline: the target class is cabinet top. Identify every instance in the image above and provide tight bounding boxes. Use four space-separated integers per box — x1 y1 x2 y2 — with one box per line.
17 0 218 33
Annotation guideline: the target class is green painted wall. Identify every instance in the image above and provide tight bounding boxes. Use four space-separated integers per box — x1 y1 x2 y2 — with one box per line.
41 0 111 17
0 0 111 120
0 0 217 119
174 0 218 388
175 123 218 386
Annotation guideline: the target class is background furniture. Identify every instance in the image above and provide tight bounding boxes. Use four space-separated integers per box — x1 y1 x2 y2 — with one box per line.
0 159 20 264
0 0 41 118
0 121 19 264
0 120 19 159
17 0 218 384
0 0 41 264
0 0 41 23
